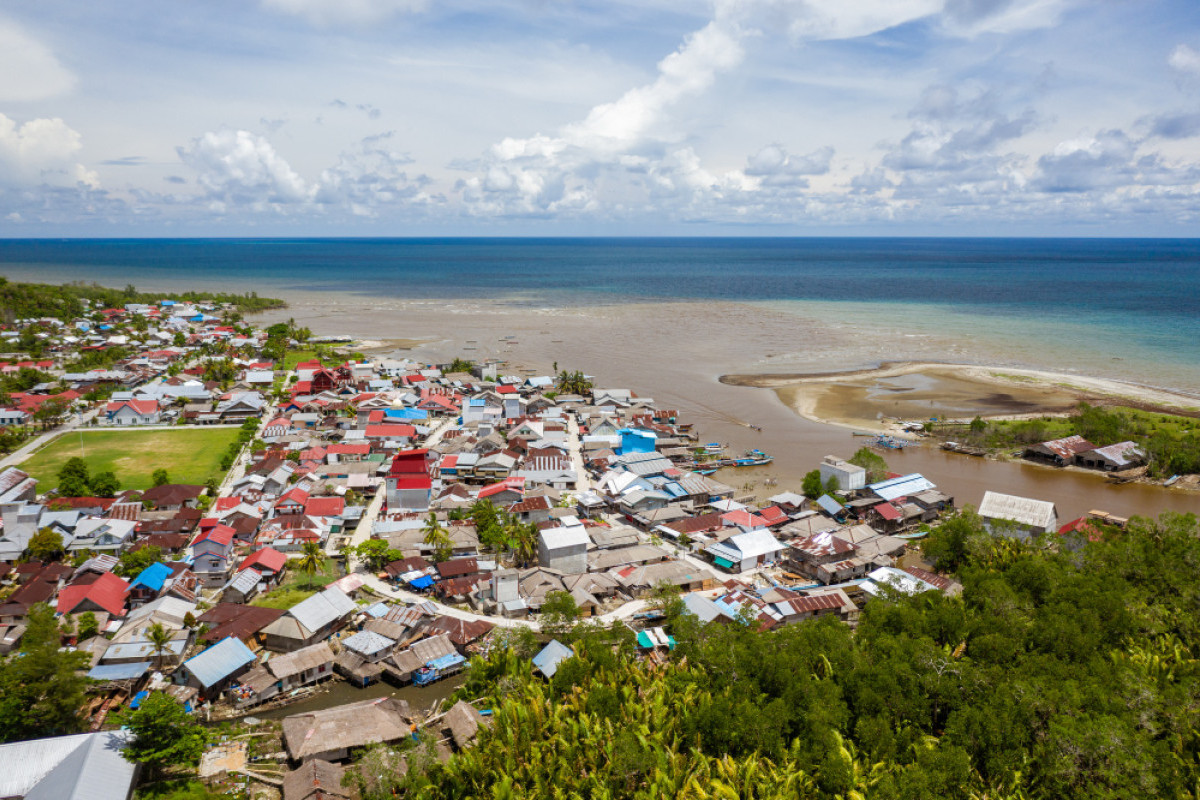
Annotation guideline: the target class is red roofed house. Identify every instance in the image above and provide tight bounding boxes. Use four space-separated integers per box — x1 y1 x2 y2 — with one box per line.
274 487 310 516
262 417 291 438
191 524 237 587
57 571 129 618
386 448 433 511
104 399 161 425
364 424 416 441
304 496 345 519
478 477 525 504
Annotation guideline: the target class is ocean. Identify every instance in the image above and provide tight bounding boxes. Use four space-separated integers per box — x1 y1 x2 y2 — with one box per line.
2 237 1199 392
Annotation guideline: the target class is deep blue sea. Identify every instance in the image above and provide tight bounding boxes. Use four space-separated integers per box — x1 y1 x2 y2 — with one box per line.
1 237 1198 391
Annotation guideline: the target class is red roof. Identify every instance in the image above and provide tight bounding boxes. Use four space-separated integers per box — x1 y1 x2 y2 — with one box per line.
721 509 767 529
389 449 429 476
213 497 241 513
496 385 517 394
479 478 525 499
873 502 901 521
57 572 129 617
195 523 235 547
239 547 288 574
758 506 788 526
278 487 310 505
105 399 158 415
304 496 345 517
394 475 432 490
1058 517 1105 542
327 444 370 455
367 410 385 423
365 424 416 439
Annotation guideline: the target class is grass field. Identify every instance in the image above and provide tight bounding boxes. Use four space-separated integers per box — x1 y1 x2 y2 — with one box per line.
251 557 340 609
19 427 242 491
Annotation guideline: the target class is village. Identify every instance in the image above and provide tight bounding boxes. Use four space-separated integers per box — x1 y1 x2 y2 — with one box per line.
0 295 1153 800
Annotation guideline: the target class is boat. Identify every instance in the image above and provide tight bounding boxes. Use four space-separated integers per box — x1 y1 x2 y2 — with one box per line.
871 435 910 450
1165 475 1181 486
942 441 987 457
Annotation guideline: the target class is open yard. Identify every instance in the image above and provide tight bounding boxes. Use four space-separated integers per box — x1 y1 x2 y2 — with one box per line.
251 557 341 609
19 427 242 491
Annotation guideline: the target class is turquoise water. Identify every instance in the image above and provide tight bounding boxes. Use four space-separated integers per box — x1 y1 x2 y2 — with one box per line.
1 237 1197 390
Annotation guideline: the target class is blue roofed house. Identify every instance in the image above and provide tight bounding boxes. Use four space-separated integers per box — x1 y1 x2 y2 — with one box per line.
533 639 574 679
127 562 174 607
182 636 257 699
618 428 657 455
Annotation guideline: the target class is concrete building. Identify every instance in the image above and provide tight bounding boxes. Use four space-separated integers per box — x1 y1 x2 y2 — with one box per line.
978 491 1058 539
537 517 589 575
818 455 866 491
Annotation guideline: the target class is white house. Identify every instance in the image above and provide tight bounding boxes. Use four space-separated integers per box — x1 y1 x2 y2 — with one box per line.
818 455 866 491
706 529 788 573
537 517 589 575
978 491 1058 539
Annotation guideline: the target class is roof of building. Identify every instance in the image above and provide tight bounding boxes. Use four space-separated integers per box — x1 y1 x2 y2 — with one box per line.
197 603 285 643
184 636 256 688
282 759 353 800
285 587 357 636
868 473 935 502
56 572 129 618
240 547 288 574
283 696 413 761
266 642 336 679
0 730 136 800
978 490 1058 530
1031 434 1096 459
532 639 574 678
342 630 396 658
130 561 173 592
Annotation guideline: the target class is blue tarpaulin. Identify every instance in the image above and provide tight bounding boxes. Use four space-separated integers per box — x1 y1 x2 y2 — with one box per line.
129 690 150 709
408 575 435 590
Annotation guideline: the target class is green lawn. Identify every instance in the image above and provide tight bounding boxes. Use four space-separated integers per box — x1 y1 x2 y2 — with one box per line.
250 557 340 609
19 427 242 491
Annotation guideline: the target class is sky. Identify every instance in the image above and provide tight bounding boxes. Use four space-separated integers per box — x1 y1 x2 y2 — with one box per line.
2 0 1200 236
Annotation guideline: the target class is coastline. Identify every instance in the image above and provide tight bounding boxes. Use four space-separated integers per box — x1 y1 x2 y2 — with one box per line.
721 362 1200 435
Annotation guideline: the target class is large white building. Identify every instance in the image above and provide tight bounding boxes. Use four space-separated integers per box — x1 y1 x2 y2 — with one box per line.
537 517 589 575
978 491 1058 539
819 455 866 491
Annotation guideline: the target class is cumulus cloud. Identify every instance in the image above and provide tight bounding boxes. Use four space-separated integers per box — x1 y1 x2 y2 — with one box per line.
0 114 97 188
177 129 312 211
261 0 425 26
315 132 436 216
1169 44 1200 75
1145 112 1200 140
0 18 75 102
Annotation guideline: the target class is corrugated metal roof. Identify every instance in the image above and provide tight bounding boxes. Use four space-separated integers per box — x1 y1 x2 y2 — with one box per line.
184 636 256 688
287 586 357 634
978 491 1057 530
343 630 396 657
532 639 574 678
868 473 934 502
87 662 152 681
0 730 136 800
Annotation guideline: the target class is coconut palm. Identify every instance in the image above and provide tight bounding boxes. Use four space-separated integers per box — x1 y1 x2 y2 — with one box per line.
421 512 453 563
295 541 325 587
145 622 173 672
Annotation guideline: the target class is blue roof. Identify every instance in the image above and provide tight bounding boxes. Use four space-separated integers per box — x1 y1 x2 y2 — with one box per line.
662 482 687 498
184 637 256 688
129 690 150 708
426 652 466 671
130 562 172 592
816 494 843 517
365 601 390 618
408 575 435 590
532 639 574 678
87 662 151 681
385 408 427 420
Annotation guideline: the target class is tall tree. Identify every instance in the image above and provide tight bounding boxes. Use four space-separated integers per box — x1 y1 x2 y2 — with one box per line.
57 456 92 497
0 603 93 742
145 622 174 672
421 512 453 563
295 541 325 588
115 692 208 782
25 528 64 562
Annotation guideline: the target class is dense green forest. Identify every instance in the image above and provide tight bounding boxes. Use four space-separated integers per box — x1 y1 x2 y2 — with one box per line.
366 510 1200 799
0 277 285 323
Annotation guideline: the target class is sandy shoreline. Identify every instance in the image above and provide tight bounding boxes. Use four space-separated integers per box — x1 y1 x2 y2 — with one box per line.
722 362 1200 434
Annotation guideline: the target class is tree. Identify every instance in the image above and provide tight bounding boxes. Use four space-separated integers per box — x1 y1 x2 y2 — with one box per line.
556 370 593 396
151 468 171 487
541 590 581 635
32 397 70 430
848 447 889 483
421 512 454 563
57 456 92 497
823 475 840 496
447 358 476 374
89 470 120 497
115 692 208 781
77 611 99 641
117 545 162 578
25 527 64 562
802 469 824 499
145 622 174 671
183 612 197 629
354 538 392 571
0 603 92 742
296 541 325 587
969 416 987 434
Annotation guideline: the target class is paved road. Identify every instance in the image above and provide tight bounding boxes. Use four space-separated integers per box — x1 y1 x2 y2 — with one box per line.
566 412 591 492
0 408 99 470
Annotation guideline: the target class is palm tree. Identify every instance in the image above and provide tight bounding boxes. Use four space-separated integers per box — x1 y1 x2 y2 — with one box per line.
145 622 173 672
421 512 453 563
296 541 325 587
513 520 539 568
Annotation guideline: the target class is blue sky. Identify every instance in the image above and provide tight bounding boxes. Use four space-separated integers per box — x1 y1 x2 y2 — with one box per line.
2 0 1200 235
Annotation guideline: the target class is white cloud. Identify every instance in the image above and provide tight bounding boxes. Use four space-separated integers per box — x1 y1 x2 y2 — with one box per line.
0 18 75 102
177 129 312 210
1169 44 1200 75
260 0 425 26
0 113 97 188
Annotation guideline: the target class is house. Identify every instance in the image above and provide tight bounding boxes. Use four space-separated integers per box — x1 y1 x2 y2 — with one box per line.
386 449 432 511
283 760 354 800
222 568 264 604
336 630 396 686
127 561 174 606
705 529 787 572
262 587 357 652
233 642 336 707
56 571 129 619
190 523 236 587
0 730 138 800
283 696 414 763
978 491 1058 539
66 518 137 554
385 632 458 684
102 596 196 668
532 639 574 679
1023 435 1096 466
141 484 204 510
239 547 288 583
818 455 866 491
182 636 258 699
1077 441 1145 471
197 603 285 647
104 398 160 425
537 517 589 575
